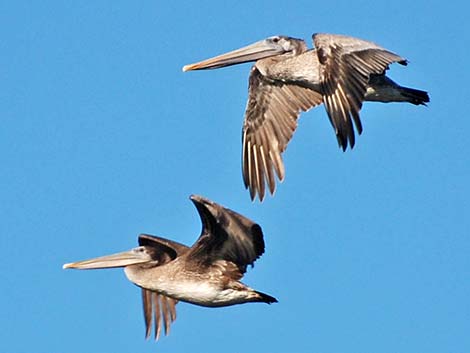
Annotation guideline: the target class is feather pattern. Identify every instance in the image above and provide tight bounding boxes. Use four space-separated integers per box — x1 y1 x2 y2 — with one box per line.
188 195 266 275
313 33 407 150
142 289 178 341
242 67 322 200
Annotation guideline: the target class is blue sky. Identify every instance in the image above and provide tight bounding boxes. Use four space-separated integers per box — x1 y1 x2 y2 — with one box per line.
1 1 468 352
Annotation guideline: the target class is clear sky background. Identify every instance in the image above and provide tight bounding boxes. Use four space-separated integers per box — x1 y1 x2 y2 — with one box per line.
1 1 468 352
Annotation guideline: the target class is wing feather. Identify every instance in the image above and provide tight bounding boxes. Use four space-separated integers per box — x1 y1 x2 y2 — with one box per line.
141 289 179 342
137 235 185 342
188 195 265 276
313 33 407 150
242 67 323 201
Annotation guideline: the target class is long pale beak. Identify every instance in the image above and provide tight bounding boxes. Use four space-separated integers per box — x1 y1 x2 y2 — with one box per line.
63 247 153 270
182 39 286 71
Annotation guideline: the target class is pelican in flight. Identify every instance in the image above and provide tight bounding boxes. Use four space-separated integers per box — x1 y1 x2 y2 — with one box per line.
183 33 430 201
63 195 276 342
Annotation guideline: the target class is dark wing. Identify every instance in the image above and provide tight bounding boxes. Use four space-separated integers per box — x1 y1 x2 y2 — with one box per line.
313 33 407 150
187 195 265 275
142 289 178 341
138 234 188 341
138 233 189 260
243 67 323 201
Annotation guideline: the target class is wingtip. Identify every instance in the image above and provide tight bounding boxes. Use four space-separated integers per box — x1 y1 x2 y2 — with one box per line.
336 135 355 152
255 290 278 304
189 194 202 203
190 194 211 205
349 139 356 150
190 195 220 218
144 330 151 340
247 173 280 203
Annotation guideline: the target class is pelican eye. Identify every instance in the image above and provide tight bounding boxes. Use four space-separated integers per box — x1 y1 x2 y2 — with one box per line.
271 36 280 43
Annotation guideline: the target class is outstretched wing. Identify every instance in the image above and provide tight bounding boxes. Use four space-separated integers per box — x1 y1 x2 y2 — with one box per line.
142 289 178 341
313 33 407 150
242 67 323 201
187 195 265 275
137 234 188 341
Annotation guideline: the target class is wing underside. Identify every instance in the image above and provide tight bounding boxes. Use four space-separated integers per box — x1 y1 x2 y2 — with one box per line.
142 289 178 341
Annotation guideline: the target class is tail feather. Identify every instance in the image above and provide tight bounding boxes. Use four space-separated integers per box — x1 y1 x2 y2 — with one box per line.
254 290 278 304
366 74 430 106
399 86 430 106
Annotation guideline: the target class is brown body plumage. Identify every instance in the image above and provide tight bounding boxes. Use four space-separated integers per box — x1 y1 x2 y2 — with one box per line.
64 195 276 342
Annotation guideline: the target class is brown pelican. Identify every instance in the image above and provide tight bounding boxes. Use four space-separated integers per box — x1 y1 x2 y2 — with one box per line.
63 195 276 342
183 33 430 201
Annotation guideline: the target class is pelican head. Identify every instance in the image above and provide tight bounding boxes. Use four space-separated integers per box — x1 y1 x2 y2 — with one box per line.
183 35 306 71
